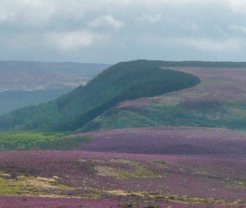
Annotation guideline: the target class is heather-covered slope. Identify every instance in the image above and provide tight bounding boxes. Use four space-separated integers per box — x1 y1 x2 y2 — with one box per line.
0 151 246 207
80 66 246 132
75 127 246 155
0 60 200 132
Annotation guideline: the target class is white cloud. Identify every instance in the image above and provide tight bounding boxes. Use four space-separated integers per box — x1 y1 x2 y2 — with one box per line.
181 22 199 32
227 0 246 11
88 15 125 29
0 7 8 22
59 32 93 50
0 0 56 26
0 0 237 28
173 38 241 52
46 31 93 50
1 0 246 63
45 30 110 51
139 14 162 24
229 25 246 34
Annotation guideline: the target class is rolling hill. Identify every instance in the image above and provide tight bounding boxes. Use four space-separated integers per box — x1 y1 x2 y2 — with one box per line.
0 60 201 132
2 60 246 207
80 65 246 132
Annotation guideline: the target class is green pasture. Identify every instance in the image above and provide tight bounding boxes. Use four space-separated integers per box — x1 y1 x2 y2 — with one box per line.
0 131 94 151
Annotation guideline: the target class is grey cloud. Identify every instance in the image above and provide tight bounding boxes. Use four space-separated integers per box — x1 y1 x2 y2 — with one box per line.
1 0 246 63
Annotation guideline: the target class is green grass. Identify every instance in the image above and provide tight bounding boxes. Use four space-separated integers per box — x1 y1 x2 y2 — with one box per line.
0 172 76 197
0 131 94 151
80 99 246 132
0 177 22 196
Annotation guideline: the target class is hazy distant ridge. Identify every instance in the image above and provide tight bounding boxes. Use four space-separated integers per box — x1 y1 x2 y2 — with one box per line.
0 61 111 77
147 60 246 68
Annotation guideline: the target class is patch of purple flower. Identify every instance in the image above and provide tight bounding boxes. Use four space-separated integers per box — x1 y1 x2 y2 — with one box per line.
77 127 246 155
0 197 239 208
0 150 245 205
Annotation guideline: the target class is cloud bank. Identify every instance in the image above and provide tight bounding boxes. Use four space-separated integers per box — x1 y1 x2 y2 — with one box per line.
1 0 246 63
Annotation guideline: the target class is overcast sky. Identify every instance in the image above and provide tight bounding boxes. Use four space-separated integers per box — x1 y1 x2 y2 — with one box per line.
1 0 246 64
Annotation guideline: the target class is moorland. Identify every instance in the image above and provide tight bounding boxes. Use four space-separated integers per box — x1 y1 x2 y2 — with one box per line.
1 60 246 208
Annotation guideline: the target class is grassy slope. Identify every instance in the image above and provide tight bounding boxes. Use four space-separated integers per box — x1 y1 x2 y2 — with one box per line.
80 66 246 132
0 60 200 132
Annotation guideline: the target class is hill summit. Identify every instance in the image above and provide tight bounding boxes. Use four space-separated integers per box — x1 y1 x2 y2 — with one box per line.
0 60 201 132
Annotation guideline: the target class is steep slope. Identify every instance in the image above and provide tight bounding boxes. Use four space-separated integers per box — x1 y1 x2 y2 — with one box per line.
80 66 246 132
0 60 201 132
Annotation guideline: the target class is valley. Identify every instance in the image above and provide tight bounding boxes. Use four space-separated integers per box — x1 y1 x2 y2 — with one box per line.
0 61 110 116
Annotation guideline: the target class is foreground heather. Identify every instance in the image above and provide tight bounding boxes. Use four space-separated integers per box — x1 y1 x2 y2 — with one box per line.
0 151 245 207
0 197 237 208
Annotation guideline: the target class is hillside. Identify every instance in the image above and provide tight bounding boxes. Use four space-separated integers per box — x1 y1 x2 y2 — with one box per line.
80 66 246 132
77 127 246 155
0 60 201 132
0 88 73 116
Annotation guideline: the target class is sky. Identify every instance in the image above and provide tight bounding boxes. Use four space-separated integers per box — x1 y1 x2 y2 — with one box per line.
1 0 246 64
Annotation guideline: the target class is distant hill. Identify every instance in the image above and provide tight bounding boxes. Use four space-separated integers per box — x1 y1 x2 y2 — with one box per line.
0 61 110 77
0 88 73 116
0 61 111 91
141 60 246 68
0 60 201 132
81 65 246 132
0 61 110 116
